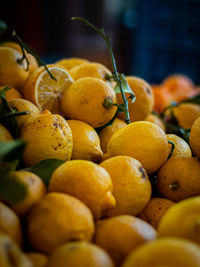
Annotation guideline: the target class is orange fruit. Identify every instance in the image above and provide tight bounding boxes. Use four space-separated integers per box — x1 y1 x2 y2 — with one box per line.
1 41 38 74
152 86 172 113
157 156 200 201
20 112 73 166
46 241 114 267
122 237 200 267
99 118 127 153
49 160 115 219
61 77 117 128
189 116 200 158
56 57 89 70
94 215 157 265
23 65 73 114
100 156 151 217
8 171 46 215
117 76 154 122
27 192 94 253
105 121 168 174
67 120 103 162
0 86 22 101
0 47 29 90
0 202 22 246
138 198 175 229
167 134 192 158
8 99 40 128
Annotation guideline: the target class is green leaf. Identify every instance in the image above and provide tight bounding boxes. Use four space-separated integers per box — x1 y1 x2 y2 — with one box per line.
0 140 26 162
24 159 65 187
0 21 7 36
114 74 136 103
0 173 27 203
181 94 200 105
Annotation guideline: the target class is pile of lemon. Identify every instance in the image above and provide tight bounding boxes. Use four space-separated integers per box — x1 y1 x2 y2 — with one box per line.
0 42 200 267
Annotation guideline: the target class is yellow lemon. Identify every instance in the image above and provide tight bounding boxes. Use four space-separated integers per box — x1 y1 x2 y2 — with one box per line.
20 112 73 166
167 134 192 158
94 215 157 266
46 241 114 267
106 121 168 174
61 77 117 128
157 156 200 201
27 192 94 253
67 120 103 162
122 237 200 267
145 113 166 132
158 197 200 245
49 160 115 219
56 57 89 70
138 198 175 229
100 156 151 217
99 118 127 153
23 65 73 114
0 124 13 141
190 116 200 158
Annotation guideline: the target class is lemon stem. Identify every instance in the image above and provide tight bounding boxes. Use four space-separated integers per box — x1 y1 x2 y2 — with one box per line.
169 182 179 190
0 111 30 118
72 17 131 124
167 140 175 160
12 31 57 81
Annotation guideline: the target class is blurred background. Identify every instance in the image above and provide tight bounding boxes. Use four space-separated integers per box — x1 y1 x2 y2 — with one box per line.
1 0 200 84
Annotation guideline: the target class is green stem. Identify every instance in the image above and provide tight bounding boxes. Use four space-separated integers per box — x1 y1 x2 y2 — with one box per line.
0 111 30 118
72 17 130 124
12 31 57 81
167 140 175 160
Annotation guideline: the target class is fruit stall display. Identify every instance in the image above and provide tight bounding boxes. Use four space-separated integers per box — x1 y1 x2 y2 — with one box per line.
0 18 200 267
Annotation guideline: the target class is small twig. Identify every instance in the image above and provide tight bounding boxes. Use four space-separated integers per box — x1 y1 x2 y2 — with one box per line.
72 17 132 124
12 31 57 81
0 111 30 118
167 140 175 160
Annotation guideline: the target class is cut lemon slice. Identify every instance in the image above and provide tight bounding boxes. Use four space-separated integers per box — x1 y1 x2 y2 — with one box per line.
23 65 74 114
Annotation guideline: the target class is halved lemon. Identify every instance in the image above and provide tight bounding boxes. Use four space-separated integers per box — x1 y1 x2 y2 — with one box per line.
23 65 73 114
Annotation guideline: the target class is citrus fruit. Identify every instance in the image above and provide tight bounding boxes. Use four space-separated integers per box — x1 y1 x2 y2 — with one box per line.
26 252 48 267
99 118 127 153
56 57 89 70
166 103 200 129
94 215 157 265
0 47 29 90
117 76 154 122
122 237 200 267
0 124 13 141
49 160 115 219
20 112 73 166
69 62 112 81
8 99 40 128
138 198 175 229
157 156 200 201
46 241 114 267
152 85 172 113
0 41 38 73
27 192 94 253
167 134 192 158
0 202 22 246
100 156 151 217
158 197 200 245
67 120 103 162
145 113 166 132
190 116 200 158
0 86 22 101
0 232 33 267
61 77 117 128
105 121 168 174
23 65 73 114
7 171 46 215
